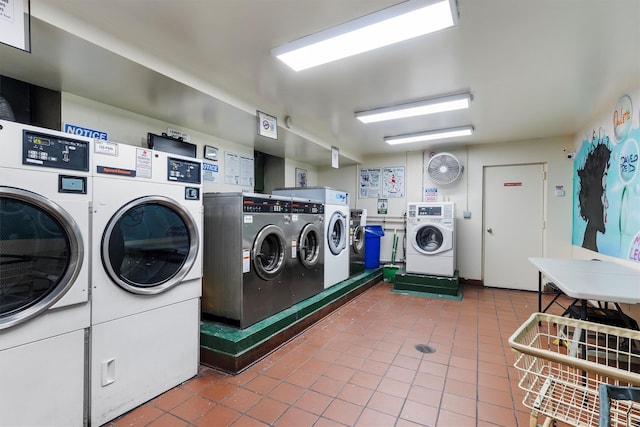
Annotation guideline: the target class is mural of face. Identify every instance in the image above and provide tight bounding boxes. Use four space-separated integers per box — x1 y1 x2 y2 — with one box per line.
577 142 611 251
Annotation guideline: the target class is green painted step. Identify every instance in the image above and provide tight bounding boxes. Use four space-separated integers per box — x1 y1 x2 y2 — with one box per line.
393 269 459 296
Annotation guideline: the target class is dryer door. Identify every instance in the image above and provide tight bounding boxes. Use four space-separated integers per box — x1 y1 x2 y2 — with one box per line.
352 225 365 255
411 224 453 255
252 224 287 280
0 187 83 329
102 195 199 295
298 223 321 269
327 211 347 255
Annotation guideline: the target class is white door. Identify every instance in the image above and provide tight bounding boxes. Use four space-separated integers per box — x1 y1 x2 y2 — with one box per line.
483 164 544 291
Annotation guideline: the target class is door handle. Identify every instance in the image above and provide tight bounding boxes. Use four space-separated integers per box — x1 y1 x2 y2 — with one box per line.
486 228 493 234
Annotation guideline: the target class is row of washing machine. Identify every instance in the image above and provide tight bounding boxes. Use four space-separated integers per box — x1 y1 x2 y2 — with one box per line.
201 187 365 329
0 120 203 426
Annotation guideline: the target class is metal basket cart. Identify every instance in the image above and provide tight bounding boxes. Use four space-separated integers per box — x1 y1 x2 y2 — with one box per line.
508 312 640 427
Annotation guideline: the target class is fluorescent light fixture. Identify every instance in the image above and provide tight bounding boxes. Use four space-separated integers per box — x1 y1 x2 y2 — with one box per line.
385 125 473 145
356 92 471 123
272 0 458 71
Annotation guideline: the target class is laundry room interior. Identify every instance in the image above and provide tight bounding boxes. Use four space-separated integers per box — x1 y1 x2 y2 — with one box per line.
1 1 640 426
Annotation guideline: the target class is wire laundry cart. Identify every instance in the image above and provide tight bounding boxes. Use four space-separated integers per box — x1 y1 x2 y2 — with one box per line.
509 312 640 427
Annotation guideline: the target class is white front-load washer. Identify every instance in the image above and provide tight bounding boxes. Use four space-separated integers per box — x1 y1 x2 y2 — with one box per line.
273 187 349 288
405 202 456 276
0 120 93 426
90 141 202 425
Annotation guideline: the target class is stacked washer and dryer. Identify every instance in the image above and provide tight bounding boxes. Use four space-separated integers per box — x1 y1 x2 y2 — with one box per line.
90 141 203 425
406 201 456 277
273 187 350 289
0 120 93 426
202 193 293 328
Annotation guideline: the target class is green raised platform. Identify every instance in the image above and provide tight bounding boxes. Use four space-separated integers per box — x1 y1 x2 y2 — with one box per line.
200 268 383 374
392 269 462 300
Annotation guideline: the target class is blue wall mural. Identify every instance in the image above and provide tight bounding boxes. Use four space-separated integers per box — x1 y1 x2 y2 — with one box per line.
572 90 640 263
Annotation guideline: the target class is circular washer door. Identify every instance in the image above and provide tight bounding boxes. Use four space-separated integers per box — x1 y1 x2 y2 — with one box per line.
298 223 321 269
102 195 199 295
0 187 83 329
411 224 453 255
252 224 287 280
352 225 365 254
327 211 347 255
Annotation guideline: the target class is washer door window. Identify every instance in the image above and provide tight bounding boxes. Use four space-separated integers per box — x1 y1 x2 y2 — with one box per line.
102 196 198 295
0 187 83 329
252 225 287 280
412 224 452 255
352 225 365 255
327 212 347 255
298 224 321 269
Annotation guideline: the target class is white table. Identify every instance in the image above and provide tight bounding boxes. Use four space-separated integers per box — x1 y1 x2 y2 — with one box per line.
529 257 640 321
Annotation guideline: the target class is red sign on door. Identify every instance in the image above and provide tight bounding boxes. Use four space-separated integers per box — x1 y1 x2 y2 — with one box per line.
504 182 522 187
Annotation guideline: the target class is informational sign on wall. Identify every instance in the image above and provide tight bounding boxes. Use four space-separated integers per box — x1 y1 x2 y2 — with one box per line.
360 166 405 198
572 89 640 263
0 0 29 51
382 166 405 198
203 162 219 183
359 167 381 198
224 151 254 187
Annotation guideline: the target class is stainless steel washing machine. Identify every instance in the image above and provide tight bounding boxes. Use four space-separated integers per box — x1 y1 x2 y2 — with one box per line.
349 209 366 276
202 193 291 328
289 197 324 304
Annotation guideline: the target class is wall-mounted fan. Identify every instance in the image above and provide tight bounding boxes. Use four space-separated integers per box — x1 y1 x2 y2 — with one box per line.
426 152 464 185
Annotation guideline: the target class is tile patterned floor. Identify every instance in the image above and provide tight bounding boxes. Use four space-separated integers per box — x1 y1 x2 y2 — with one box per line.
105 282 640 427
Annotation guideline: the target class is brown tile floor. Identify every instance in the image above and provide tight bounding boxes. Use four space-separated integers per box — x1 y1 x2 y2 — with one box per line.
105 282 640 427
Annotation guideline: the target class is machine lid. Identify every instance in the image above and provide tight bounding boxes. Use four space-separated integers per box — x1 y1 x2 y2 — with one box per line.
327 211 347 255
102 195 199 295
411 224 453 255
252 224 287 280
298 223 321 269
352 225 365 254
0 187 83 329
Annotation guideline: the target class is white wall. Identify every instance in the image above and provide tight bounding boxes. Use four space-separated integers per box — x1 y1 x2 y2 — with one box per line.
62 92 577 283
62 93 316 194
316 138 574 282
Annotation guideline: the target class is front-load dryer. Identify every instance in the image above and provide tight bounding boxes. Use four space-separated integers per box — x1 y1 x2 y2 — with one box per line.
273 187 349 289
202 193 292 328
290 197 324 304
0 120 92 426
90 142 202 426
405 202 456 277
349 209 366 276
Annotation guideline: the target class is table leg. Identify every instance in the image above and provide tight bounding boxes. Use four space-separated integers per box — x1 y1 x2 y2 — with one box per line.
537 271 544 327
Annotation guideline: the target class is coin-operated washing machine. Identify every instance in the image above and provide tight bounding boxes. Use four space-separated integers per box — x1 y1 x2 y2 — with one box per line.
202 193 292 328
273 187 349 289
349 209 367 276
0 120 92 426
405 202 456 276
290 197 324 304
90 141 203 426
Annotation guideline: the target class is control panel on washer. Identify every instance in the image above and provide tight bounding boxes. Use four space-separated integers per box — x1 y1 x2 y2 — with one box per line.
23 130 90 171
243 196 291 213
167 157 201 184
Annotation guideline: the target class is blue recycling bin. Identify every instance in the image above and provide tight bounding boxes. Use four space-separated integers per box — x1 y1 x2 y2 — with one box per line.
364 225 385 269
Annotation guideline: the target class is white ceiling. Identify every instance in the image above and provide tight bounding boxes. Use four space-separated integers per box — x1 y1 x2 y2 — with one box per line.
1 0 639 167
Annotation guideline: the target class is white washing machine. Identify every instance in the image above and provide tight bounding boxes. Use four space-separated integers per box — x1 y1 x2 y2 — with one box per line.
0 120 92 426
406 202 456 276
273 187 349 288
90 141 203 425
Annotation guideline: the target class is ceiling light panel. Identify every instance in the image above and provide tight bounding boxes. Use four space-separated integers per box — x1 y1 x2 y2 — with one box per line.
385 125 473 145
272 0 458 71
356 92 471 123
